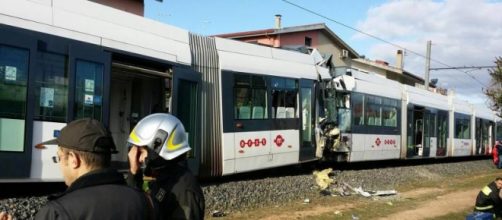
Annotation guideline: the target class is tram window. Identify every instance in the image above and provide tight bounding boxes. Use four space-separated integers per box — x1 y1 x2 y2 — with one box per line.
365 96 382 126
33 52 68 122
382 107 397 127
271 77 298 119
455 117 471 139
497 123 502 141
74 60 103 120
0 45 29 152
352 93 364 125
0 45 28 119
234 74 267 120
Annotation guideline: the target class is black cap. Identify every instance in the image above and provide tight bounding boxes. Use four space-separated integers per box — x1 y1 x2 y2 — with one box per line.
38 118 118 154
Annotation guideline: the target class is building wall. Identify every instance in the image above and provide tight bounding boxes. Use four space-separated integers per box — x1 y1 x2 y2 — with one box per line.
91 0 143 16
316 32 352 69
244 36 279 47
278 31 319 48
352 62 388 76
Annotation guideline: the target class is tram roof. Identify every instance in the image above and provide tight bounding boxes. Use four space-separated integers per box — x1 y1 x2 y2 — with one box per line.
214 37 318 79
0 0 191 65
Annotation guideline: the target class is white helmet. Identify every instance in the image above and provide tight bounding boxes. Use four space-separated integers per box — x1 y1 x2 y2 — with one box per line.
128 113 191 160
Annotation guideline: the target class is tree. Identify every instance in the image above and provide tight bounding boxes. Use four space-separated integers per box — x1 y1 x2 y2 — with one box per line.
485 57 502 116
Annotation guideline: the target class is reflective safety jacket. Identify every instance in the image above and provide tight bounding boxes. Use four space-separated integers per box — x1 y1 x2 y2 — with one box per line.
475 181 502 214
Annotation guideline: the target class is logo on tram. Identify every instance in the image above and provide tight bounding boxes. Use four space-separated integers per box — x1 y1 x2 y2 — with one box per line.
240 138 268 148
375 137 396 147
274 135 284 147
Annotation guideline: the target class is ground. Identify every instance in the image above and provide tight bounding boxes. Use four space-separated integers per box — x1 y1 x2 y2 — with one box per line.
206 167 502 220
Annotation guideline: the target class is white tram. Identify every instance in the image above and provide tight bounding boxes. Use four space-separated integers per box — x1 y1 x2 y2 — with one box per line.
329 70 497 162
0 0 497 182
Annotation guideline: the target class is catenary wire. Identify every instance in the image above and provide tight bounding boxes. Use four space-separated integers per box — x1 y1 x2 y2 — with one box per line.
281 0 488 87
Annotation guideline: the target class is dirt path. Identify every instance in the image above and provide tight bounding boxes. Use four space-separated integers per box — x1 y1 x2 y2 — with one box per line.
259 188 464 220
379 188 478 220
215 172 499 220
259 204 352 220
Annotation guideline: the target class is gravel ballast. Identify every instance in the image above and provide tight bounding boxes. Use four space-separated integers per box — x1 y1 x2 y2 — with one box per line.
0 159 496 219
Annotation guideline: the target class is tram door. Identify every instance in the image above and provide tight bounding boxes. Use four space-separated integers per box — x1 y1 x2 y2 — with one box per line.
407 106 428 157
171 67 201 175
109 63 170 168
436 110 448 156
299 80 316 161
422 110 435 157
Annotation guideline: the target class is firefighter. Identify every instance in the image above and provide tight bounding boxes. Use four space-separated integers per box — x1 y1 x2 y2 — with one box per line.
474 177 502 218
126 113 205 220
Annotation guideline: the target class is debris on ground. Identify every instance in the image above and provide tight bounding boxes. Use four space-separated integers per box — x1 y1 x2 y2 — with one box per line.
313 168 334 190
343 182 397 198
313 169 398 199
303 198 310 204
211 210 226 217
372 190 398 196
353 186 371 197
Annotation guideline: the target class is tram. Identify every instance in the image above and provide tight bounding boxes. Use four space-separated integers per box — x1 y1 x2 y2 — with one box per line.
328 70 497 162
0 0 497 182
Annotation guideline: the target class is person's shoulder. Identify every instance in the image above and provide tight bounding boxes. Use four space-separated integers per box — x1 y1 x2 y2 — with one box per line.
34 200 70 220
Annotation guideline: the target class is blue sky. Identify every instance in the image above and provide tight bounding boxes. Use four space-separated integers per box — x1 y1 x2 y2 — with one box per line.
145 0 502 105
144 0 385 56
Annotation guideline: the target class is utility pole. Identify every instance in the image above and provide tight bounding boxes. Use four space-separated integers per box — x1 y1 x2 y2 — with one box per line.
424 40 431 90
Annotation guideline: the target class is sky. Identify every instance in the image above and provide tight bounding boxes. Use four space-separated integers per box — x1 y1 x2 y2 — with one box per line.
145 0 502 106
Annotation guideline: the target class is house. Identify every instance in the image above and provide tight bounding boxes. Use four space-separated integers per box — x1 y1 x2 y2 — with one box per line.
90 0 144 16
216 16 429 88
214 15 359 76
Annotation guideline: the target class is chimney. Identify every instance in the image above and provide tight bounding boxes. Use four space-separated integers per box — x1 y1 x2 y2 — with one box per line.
275 14 282 29
396 50 404 69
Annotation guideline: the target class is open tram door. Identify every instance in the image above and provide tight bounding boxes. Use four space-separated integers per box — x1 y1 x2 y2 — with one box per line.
109 58 172 169
407 106 432 157
109 59 201 174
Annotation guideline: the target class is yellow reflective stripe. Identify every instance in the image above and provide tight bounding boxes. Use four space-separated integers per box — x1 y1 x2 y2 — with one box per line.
476 205 494 210
129 129 140 143
482 186 492 196
142 180 150 192
166 126 181 151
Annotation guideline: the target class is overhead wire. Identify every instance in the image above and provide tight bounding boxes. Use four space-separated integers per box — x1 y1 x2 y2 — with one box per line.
281 0 488 88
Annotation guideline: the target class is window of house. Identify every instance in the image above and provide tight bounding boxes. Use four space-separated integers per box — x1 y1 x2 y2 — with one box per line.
234 74 267 120
305 37 312 47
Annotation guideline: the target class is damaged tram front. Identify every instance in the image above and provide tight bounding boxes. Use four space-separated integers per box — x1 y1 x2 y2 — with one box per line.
316 70 355 162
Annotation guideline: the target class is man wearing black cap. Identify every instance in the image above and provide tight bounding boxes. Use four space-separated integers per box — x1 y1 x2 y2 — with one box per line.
31 118 153 219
